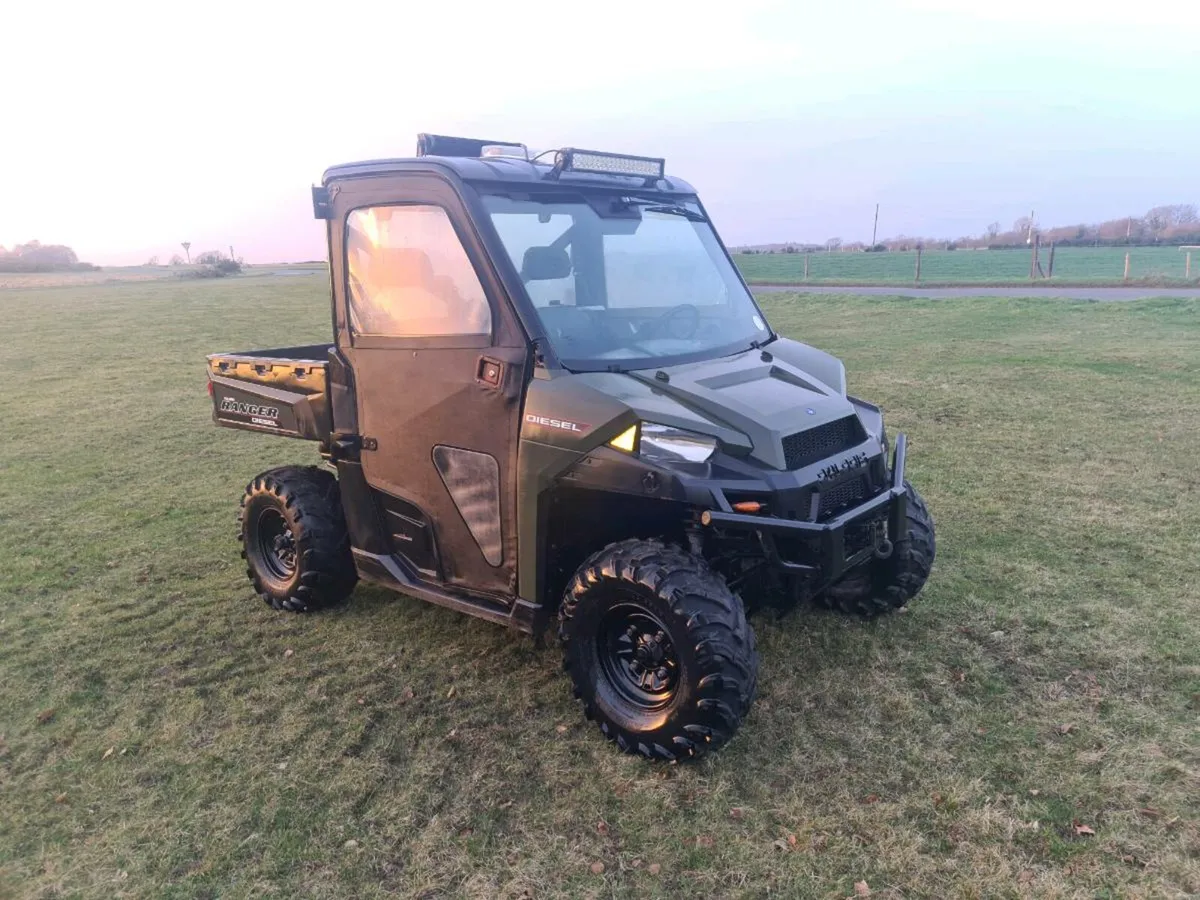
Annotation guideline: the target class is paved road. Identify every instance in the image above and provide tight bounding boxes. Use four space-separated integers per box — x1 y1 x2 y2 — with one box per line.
751 285 1200 302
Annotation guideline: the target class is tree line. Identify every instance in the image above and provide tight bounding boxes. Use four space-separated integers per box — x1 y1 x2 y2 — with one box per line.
0 240 242 277
739 203 1200 253
0 241 98 273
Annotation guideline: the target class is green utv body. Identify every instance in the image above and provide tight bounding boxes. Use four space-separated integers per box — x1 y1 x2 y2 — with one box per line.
207 135 935 760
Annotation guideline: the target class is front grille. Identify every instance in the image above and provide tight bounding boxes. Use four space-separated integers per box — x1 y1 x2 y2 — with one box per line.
818 475 870 519
782 415 865 470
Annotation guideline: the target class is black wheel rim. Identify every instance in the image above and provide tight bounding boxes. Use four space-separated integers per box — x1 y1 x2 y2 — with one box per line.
597 603 680 711
255 508 296 580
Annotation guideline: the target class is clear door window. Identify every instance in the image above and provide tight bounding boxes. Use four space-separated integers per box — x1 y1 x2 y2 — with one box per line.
346 205 492 338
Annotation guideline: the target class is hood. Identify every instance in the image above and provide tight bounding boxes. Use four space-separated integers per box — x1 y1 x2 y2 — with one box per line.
624 345 856 470
557 339 863 470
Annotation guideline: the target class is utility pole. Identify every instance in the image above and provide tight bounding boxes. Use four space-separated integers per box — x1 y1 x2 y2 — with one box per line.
871 203 879 247
1026 210 1035 245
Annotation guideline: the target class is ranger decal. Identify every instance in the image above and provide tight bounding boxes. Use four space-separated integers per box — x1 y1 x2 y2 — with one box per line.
220 397 280 422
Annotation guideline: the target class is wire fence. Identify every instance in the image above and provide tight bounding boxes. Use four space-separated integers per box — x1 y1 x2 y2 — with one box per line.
734 245 1199 284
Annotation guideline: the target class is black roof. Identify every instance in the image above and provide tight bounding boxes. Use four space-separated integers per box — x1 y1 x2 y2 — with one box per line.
322 155 698 195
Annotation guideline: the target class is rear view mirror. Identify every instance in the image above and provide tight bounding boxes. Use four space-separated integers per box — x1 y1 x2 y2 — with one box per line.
521 246 571 281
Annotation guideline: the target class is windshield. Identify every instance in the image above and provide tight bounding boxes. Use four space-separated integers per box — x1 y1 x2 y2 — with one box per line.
481 192 771 371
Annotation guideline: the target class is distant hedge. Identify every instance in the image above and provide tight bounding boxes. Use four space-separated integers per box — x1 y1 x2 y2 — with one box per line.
0 241 98 273
175 257 243 279
0 258 99 273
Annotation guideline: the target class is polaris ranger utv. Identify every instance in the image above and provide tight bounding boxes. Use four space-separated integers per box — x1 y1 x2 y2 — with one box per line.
207 134 935 760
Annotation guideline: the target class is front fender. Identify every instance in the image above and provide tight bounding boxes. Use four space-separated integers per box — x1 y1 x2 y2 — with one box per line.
767 338 847 396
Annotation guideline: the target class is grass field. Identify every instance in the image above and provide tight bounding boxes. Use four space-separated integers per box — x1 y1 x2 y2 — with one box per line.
1 277 1198 899
733 246 1199 286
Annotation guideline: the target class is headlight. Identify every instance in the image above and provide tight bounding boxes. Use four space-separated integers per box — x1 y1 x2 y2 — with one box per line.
638 423 717 464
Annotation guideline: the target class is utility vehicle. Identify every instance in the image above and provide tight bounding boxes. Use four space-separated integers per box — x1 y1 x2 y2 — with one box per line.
206 134 935 760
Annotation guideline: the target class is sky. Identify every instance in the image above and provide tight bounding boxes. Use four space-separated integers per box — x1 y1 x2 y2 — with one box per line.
3 0 1198 265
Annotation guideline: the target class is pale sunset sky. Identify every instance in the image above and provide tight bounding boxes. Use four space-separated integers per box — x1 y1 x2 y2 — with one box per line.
3 0 1197 265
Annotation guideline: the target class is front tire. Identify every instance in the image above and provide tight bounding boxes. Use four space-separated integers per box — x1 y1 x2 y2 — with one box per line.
239 466 357 613
820 479 935 617
559 539 758 761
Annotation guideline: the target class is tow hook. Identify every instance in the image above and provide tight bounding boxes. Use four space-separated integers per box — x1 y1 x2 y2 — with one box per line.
874 538 894 560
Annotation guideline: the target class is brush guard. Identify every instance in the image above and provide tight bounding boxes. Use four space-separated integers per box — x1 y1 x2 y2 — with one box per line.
700 434 908 587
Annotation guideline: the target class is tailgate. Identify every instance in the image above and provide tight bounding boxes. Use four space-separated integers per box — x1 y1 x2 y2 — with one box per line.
207 345 331 441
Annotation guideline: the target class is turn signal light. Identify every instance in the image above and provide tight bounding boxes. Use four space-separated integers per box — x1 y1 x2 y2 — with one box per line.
608 425 638 453
732 501 765 514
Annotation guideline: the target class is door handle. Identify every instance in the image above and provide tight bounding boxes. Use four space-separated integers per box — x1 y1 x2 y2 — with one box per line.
477 357 503 387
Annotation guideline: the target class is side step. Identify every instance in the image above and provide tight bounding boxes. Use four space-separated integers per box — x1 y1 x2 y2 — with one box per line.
352 549 538 633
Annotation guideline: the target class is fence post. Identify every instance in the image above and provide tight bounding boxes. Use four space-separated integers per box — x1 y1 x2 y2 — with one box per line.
1029 238 1037 280
914 246 922 283
1124 252 1131 281
1187 251 1192 280
804 252 810 282
1047 241 1056 279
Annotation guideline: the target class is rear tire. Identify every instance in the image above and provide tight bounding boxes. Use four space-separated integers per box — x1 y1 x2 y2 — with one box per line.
239 466 357 613
819 479 935 617
559 539 758 761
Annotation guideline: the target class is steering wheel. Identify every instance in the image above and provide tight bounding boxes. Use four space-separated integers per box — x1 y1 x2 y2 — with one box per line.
640 304 701 340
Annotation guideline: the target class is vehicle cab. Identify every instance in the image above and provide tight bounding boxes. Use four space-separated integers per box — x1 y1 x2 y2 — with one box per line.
312 135 788 622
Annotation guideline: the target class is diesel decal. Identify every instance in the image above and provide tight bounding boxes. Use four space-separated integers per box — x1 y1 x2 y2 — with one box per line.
819 452 869 481
525 413 589 434
220 397 280 421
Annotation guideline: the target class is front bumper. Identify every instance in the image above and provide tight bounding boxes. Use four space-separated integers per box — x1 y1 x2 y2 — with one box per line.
700 433 908 584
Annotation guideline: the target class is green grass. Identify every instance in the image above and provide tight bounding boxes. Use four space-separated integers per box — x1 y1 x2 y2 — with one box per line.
1 277 1198 898
734 245 1200 286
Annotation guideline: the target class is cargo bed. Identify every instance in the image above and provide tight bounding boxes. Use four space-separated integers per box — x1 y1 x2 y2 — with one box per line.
207 344 332 441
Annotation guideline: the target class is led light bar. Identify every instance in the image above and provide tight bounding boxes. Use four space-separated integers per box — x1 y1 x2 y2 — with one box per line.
560 148 665 180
